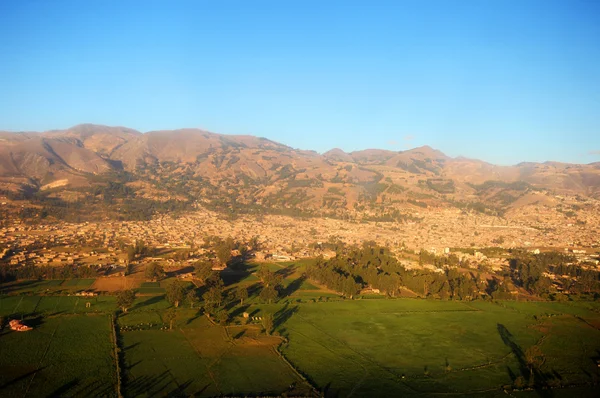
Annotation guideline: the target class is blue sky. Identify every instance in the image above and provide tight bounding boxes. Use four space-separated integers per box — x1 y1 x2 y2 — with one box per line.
0 0 599 165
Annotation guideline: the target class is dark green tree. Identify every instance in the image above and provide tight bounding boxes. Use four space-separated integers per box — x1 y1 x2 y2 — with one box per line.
262 313 274 335
186 289 200 309
235 285 248 305
116 289 136 313
145 262 165 281
166 280 186 307
203 284 224 315
259 285 279 304
194 260 214 284
164 308 177 330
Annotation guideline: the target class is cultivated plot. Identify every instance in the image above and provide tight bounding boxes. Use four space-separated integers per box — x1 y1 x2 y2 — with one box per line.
0 314 117 397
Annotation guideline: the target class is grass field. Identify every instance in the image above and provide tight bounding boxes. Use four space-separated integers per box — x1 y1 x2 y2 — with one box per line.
277 299 600 397
136 281 165 295
0 314 117 397
0 295 117 317
1 261 599 397
120 315 311 397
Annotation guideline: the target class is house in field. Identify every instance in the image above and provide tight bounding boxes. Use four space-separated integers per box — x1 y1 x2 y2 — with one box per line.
9 319 32 332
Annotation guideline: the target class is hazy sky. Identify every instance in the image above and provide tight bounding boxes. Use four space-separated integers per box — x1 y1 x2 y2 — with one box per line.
0 0 599 165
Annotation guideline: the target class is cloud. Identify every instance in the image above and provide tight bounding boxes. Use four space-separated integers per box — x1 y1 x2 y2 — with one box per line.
589 150 600 155
386 140 399 147
403 135 415 141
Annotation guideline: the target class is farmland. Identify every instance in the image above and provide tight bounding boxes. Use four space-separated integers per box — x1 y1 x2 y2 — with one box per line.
0 263 599 397
0 314 117 397
278 299 600 397
120 316 309 397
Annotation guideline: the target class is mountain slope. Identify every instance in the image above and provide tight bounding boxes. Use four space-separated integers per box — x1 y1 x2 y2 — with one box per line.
0 124 598 221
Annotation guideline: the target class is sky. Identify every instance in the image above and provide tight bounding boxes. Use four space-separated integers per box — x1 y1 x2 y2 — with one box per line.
0 0 599 165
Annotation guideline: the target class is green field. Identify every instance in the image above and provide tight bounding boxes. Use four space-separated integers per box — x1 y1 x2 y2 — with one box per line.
0 295 117 317
0 314 117 397
1 265 600 397
278 299 600 397
120 315 310 397
62 278 97 288
136 281 165 295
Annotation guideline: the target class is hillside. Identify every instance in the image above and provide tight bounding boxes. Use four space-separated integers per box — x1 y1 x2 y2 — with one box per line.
0 124 599 224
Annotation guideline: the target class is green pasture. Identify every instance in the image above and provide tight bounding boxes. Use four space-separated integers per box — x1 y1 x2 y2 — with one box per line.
136 281 165 295
0 314 117 397
0 295 116 317
278 299 600 397
1 264 599 397
120 315 309 397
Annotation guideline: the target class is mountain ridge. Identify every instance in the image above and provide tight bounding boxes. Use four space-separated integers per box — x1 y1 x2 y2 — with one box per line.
0 124 599 223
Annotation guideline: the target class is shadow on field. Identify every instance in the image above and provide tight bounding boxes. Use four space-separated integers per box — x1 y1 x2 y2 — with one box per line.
230 304 250 319
0 367 46 390
125 370 175 396
274 303 299 334
497 324 528 376
282 275 306 297
169 379 194 396
185 310 203 325
275 265 296 279
133 295 165 310
25 314 45 328
47 378 80 396
497 323 553 397
0 280 41 294
247 282 262 299
39 377 117 397
127 360 142 371
220 268 252 286
124 342 141 351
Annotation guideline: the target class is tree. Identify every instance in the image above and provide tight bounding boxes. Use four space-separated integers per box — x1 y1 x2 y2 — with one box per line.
256 265 283 287
342 278 360 299
186 289 200 309
166 280 186 308
525 345 545 380
216 238 234 266
259 285 279 304
249 235 261 251
145 262 165 281
126 246 136 262
116 289 136 313
164 308 177 330
134 239 147 257
256 264 272 284
217 310 229 325
203 284 224 315
262 313 274 335
194 260 214 284
205 272 224 288
235 285 248 305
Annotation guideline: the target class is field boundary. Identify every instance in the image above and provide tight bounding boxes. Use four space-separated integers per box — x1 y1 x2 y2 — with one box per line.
110 314 123 398
274 340 321 397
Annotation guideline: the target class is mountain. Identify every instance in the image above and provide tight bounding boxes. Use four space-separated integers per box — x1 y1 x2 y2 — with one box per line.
0 124 598 222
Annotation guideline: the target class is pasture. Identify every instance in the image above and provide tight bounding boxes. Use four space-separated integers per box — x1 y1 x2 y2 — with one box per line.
119 315 311 397
0 314 117 397
277 299 600 397
1 260 599 397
